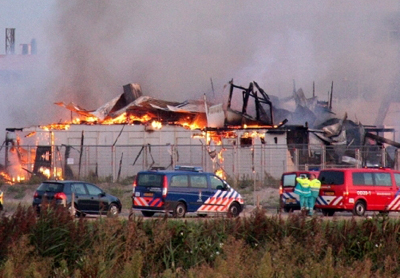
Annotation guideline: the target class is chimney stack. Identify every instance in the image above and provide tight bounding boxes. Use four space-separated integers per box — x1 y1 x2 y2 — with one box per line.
5 28 15 55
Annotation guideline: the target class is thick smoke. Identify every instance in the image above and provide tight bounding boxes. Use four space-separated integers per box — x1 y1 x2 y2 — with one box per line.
1 1 400 139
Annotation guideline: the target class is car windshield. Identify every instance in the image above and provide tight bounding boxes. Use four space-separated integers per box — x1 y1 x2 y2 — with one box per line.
37 183 64 192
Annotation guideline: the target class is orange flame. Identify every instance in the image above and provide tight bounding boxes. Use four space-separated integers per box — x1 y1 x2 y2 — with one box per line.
38 167 51 179
215 169 225 179
151 120 162 130
0 171 13 184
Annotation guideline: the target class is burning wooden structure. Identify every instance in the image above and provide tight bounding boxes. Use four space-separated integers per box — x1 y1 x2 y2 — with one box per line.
2 81 400 184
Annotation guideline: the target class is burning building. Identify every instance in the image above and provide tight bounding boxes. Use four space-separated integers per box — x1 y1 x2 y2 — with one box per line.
2 80 399 184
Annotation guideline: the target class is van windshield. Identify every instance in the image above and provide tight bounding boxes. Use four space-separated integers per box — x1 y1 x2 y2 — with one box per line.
319 171 344 185
137 174 163 187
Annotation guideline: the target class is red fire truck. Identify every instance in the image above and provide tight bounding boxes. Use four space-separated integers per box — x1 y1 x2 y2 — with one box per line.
315 168 400 216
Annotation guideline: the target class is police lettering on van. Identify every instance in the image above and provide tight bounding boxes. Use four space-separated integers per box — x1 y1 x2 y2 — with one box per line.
132 166 244 217
315 168 400 216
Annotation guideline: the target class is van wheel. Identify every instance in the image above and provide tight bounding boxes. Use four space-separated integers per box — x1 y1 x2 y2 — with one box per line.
353 200 366 216
228 202 241 218
173 202 186 218
142 211 155 217
322 209 335 216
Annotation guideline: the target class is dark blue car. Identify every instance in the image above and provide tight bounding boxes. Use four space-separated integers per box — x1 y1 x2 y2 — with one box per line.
32 180 122 217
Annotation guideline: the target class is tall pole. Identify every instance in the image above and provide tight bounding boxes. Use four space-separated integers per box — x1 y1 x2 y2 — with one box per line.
5 28 15 55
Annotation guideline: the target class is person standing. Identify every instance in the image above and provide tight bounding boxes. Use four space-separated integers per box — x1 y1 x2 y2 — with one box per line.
294 174 311 215
308 174 321 216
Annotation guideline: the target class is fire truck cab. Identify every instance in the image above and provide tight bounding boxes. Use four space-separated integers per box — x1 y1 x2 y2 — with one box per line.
316 168 400 216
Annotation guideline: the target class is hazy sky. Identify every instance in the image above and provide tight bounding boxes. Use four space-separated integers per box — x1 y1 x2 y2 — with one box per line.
1 0 400 138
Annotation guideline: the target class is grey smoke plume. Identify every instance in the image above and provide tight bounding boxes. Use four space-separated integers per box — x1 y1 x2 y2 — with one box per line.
1 0 400 138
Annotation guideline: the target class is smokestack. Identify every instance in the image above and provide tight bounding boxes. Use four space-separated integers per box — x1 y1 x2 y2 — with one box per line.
31 38 37 55
5 28 15 55
20 44 31 55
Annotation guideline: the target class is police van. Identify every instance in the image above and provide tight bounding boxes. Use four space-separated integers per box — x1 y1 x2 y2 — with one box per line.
280 170 319 212
315 168 400 216
132 166 244 218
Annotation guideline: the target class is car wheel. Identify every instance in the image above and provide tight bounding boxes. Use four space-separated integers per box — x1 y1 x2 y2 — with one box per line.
141 211 155 217
353 200 366 216
228 202 241 218
108 203 119 217
173 202 186 218
322 209 335 216
283 207 291 213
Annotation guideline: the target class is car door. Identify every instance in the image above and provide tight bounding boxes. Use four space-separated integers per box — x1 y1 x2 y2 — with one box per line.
84 183 108 213
71 182 90 212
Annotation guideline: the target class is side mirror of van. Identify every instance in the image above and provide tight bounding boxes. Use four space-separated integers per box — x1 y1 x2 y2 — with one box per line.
218 181 230 191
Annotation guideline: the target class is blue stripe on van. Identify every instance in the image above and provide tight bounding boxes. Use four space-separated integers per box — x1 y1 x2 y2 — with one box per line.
316 196 328 205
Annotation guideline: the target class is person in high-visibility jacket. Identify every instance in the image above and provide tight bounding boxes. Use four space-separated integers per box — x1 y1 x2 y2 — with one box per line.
308 174 321 216
294 174 311 214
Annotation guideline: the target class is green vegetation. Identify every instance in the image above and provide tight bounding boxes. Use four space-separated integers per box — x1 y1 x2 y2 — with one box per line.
0 206 399 277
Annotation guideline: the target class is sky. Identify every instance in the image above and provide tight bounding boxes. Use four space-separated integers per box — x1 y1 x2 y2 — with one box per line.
1 0 400 140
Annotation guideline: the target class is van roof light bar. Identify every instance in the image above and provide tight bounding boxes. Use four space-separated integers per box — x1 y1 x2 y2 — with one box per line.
174 166 203 172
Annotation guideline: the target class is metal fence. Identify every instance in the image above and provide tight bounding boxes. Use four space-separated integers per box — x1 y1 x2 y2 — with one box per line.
1 143 399 185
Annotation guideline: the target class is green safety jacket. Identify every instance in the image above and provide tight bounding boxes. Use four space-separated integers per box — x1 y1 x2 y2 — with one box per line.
294 177 311 197
309 179 321 198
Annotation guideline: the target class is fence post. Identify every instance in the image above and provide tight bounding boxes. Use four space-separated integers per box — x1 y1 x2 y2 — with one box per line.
381 148 386 167
294 148 299 170
355 149 361 168
111 146 116 182
321 145 326 169
70 192 76 216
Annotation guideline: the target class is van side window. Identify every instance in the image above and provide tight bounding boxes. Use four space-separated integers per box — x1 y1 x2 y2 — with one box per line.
374 173 392 186
395 174 400 187
190 175 208 188
353 173 374 185
282 174 296 187
211 176 225 190
352 173 365 185
170 175 189 187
